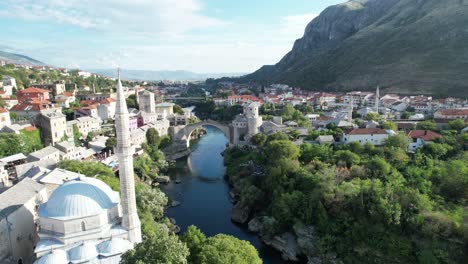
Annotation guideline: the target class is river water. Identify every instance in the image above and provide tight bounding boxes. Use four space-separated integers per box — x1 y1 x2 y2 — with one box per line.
161 126 284 263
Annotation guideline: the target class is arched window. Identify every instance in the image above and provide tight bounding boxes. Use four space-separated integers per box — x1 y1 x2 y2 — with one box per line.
81 221 86 231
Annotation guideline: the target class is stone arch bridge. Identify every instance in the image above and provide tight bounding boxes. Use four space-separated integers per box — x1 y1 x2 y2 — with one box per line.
172 119 231 148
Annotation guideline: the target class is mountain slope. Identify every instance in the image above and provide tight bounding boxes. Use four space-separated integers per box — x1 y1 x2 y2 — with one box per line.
245 0 468 97
91 69 246 81
0 50 45 66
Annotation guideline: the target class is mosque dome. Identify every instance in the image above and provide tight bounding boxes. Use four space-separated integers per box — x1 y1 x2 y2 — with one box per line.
33 250 68 264
68 241 98 263
97 237 133 257
39 177 119 219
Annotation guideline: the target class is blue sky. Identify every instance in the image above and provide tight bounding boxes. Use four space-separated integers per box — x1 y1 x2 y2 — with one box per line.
0 0 344 73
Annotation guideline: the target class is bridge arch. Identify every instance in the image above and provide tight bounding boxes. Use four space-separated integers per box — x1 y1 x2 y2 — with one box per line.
174 120 231 148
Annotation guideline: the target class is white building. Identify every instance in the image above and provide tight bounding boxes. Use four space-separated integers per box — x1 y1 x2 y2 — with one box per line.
407 130 441 152
37 110 67 146
27 146 63 163
0 178 48 264
77 71 92 78
67 116 101 137
0 107 11 129
1 76 17 96
341 128 392 146
98 98 117 121
155 102 174 119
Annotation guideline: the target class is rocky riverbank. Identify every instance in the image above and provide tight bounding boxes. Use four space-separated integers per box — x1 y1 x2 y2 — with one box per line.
227 167 341 263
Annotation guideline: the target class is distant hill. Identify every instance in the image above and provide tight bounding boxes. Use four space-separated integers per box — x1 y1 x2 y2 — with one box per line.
91 69 246 81
244 0 468 97
0 50 45 66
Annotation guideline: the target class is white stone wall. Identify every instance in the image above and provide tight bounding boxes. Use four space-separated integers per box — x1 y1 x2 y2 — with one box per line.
342 133 389 146
0 186 47 264
0 112 11 129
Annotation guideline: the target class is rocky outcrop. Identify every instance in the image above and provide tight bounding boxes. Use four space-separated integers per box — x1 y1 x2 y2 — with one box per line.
263 232 301 262
244 0 468 97
247 217 263 233
231 204 250 224
294 225 318 259
155 176 170 184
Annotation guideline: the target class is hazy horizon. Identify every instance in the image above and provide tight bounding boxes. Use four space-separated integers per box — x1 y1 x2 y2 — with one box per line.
0 0 343 73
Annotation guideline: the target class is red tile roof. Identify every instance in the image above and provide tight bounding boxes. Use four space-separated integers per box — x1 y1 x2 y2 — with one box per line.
346 128 388 135
23 126 37 132
17 87 50 94
437 109 468 116
100 98 116 104
0 107 7 113
10 103 57 112
408 130 441 141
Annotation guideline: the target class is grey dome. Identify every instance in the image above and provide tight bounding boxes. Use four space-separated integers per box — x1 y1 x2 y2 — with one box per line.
39 177 119 219
68 241 98 263
97 237 133 257
34 250 68 264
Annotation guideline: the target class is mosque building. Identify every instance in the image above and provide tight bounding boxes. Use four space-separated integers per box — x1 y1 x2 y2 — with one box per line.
33 69 141 264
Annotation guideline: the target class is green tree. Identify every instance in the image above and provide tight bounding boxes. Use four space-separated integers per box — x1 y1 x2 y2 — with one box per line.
382 121 398 131
265 140 300 162
448 119 465 131
417 120 438 131
121 226 189 264
173 104 185 115
385 134 410 149
251 133 267 146
197 234 262 264
181 225 207 263
105 137 116 150
73 124 81 146
146 128 161 148
136 184 167 220
367 157 392 179
0 133 24 158
366 112 380 121
126 94 138 109
335 150 361 168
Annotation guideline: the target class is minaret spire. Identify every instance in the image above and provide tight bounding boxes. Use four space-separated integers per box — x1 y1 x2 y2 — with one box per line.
115 68 142 243
375 86 380 114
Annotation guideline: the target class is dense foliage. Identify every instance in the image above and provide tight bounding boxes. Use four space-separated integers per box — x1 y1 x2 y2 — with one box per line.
225 130 467 263
181 225 262 264
0 131 42 157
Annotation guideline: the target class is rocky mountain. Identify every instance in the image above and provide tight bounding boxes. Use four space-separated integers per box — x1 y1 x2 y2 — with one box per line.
0 50 45 66
91 69 246 81
245 0 468 97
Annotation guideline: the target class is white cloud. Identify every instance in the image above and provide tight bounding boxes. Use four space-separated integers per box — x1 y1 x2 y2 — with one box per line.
280 13 318 39
0 0 225 36
2 0 322 73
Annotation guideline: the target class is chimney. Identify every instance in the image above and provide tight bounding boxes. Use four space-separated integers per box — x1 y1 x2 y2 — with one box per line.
424 130 427 135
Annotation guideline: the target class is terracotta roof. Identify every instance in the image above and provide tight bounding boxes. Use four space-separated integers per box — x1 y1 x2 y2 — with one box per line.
62 92 74 97
346 128 388 135
17 87 50 94
0 107 7 113
23 126 37 132
437 109 468 116
408 130 441 141
10 103 57 112
100 98 116 104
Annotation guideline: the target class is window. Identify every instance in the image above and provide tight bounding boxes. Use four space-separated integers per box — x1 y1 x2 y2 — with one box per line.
81 221 86 231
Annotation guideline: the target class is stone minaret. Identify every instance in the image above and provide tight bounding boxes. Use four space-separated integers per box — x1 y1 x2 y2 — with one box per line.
375 86 380 114
348 97 353 122
115 69 142 243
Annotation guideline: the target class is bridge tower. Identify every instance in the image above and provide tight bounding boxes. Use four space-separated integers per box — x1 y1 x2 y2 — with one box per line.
245 102 262 138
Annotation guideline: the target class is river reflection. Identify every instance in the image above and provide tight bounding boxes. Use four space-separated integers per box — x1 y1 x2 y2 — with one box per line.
160 126 284 264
